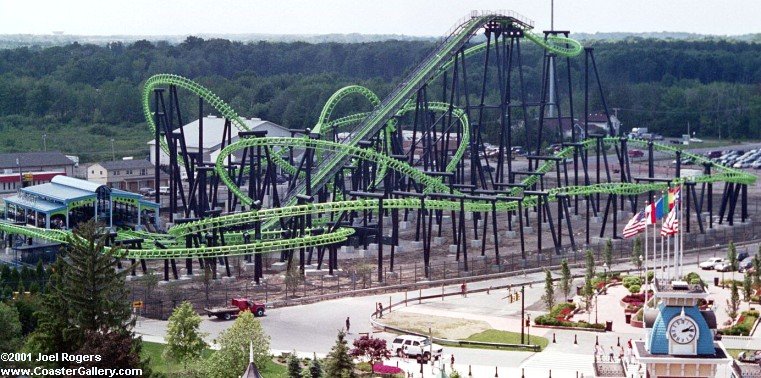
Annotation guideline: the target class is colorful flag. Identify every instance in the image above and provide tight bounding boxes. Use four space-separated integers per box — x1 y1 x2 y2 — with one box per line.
645 202 657 225
623 210 647 238
668 186 682 210
660 205 679 236
654 196 666 220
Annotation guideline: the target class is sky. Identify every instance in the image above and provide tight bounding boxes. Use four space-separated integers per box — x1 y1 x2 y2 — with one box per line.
0 0 758 37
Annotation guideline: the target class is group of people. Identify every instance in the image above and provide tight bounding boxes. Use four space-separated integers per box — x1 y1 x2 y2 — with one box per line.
596 339 635 364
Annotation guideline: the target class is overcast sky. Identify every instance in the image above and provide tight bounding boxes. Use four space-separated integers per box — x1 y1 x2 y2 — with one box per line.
0 0 758 36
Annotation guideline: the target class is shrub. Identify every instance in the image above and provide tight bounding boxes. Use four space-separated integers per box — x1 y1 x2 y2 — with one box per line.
628 284 641 294
622 276 641 289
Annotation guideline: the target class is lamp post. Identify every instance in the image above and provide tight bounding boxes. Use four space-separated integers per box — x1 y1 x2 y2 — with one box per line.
595 292 598 324
603 263 609 294
110 138 115 161
43 133 47 152
639 255 644 280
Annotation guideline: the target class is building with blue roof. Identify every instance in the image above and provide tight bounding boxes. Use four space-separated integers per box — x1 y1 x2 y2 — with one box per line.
3 175 159 230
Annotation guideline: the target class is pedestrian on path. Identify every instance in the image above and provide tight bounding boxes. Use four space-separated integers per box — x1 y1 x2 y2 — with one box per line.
618 346 624 361
609 346 615 362
450 353 455 369
378 302 384 318
461 282 467 297
346 317 351 333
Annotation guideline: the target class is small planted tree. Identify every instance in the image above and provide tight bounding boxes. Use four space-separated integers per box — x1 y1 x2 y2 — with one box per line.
285 259 305 297
727 281 740 320
542 269 555 310
560 259 572 301
325 330 356 378
743 273 753 302
308 352 323 378
632 237 643 273
203 311 271 377
585 249 595 279
350 335 391 370
603 238 614 268
287 350 303 378
164 301 208 368
583 277 595 318
753 254 761 288
728 242 738 272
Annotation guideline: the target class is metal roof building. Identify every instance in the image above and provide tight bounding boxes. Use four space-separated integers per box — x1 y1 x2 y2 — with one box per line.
147 116 293 166
3 175 159 229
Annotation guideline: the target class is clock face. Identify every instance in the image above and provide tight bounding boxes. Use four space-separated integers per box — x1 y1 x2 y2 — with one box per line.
668 317 698 344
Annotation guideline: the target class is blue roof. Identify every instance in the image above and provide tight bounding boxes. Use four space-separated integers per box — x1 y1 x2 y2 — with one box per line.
51 175 105 193
112 188 143 199
21 183 93 203
647 304 715 355
4 195 67 213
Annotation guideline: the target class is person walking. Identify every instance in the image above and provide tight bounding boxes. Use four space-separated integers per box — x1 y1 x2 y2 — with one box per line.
378 302 384 318
345 317 351 333
608 346 615 362
450 353 455 370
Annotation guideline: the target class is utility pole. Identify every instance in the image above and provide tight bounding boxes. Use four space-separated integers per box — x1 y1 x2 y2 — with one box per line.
110 138 115 161
43 133 47 151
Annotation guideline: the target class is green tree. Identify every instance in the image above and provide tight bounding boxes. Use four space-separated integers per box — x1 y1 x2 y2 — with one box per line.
583 277 595 318
287 351 303 378
743 273 752 302
753 254 761 288
542 269 555 310
324 330 356 378
727 281 740 320
23 220 143 371
728 242 738 272
603 238 614 268
285 259 305 297
632 237 643 273
164 301 208 368
203 311 270 378
559 259 572 301
585 249 595 279
308 353 323 378
0 302 22 353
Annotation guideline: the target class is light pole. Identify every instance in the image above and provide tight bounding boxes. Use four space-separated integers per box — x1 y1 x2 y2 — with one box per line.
639 255 644 280
603 263 609 294
595 293 598 324
110 138 115 161
42 133 47 152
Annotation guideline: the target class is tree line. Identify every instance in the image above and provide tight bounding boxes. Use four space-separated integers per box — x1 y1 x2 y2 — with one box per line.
0 36 759 161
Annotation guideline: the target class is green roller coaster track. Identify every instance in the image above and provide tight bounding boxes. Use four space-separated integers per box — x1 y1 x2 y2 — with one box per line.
0 11 754 261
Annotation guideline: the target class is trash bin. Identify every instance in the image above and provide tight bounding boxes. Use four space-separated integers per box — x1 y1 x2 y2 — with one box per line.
625 314 632 324
576 286 582 296
714 277 720 286
605 321 613 332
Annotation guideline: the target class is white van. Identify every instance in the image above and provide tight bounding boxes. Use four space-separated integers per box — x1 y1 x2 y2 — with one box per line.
159 186 170 195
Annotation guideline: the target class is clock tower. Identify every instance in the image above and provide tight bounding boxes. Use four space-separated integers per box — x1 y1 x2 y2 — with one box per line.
630 278 731 377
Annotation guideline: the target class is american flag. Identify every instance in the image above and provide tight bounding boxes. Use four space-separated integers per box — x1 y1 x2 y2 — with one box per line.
660 205 679 236
623 210 647 238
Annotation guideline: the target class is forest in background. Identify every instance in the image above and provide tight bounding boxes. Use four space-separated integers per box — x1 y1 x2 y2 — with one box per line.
0 36 759 162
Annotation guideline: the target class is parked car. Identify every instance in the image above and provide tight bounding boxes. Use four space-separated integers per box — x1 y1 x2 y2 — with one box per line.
699 257 725 270
138 187 153 196
707 151 722 159
159 186 170 195
714 262 733 272
390 335 443 361
739 258 755 273
628 149 644 158
738 251 750 262
738 350 761 363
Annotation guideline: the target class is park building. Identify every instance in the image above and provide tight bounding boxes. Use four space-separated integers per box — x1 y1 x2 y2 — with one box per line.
0 151 76 197
2 175 159 231
147 115 292 166
85 158 169 192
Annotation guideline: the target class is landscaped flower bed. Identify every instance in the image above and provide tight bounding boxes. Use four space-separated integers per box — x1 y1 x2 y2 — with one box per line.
535 303 605 330
372 364 404 376
721 310 760 336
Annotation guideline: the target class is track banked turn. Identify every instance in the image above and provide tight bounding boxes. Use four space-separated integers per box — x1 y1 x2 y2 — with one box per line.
0 11 754 260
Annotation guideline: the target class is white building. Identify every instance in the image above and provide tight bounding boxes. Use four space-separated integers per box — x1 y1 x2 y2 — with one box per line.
147 116 293 166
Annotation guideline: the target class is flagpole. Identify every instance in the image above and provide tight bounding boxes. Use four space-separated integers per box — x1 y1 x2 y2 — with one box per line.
679 186 684 277
644 201 649 308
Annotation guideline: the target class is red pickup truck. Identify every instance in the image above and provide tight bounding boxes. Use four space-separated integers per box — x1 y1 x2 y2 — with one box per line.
204 298 266 320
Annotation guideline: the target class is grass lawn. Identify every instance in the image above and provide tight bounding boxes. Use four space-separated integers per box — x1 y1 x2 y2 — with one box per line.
141 341 288 377
465 329 549 351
